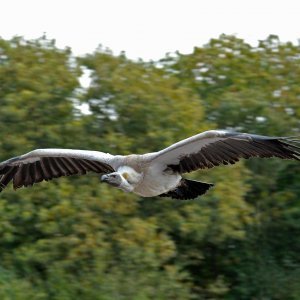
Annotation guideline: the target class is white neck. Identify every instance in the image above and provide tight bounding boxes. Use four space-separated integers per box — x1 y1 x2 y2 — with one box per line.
116 166 143 192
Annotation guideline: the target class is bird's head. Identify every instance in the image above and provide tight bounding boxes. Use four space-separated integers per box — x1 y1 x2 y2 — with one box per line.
101 168 142 193
101 173 122 187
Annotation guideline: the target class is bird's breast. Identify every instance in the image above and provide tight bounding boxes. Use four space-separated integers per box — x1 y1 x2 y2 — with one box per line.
133 164 181 197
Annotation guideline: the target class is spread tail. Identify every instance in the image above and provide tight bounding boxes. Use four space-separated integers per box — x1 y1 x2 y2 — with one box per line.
159 179 214 200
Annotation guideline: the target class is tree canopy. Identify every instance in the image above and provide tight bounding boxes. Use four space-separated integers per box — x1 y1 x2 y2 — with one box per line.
0 35 299 299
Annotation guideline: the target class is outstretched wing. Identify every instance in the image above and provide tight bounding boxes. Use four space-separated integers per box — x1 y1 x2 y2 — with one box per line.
0 149 115 191
148 130 300 173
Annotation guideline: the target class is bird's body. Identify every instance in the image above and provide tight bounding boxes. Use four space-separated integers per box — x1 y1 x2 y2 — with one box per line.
130 164 181 197
0 130 299 199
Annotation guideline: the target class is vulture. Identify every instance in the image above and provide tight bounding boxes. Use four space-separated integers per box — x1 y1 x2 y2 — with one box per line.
0 130 299 200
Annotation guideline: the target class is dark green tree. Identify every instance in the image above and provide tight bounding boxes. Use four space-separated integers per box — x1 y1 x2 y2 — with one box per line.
0 34 299 299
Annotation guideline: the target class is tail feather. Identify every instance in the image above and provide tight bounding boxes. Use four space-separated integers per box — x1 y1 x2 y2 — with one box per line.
159 179 214 200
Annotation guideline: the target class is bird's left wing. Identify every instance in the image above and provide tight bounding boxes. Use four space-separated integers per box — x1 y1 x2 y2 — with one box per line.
146 130 300 173
0 149 116 191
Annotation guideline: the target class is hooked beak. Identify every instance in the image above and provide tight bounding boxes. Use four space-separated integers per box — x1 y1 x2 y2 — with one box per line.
100 173 121 187
101 174 109 182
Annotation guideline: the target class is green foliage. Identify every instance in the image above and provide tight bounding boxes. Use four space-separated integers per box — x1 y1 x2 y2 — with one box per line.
0 267 46 300
162 34 300 299
0 35 299 299
163 34 300 135
79 51 209 154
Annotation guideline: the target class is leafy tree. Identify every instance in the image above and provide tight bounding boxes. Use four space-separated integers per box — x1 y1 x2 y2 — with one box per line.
80 47 256 299
162 34 300 135
161 34 300 299
0 35 299 299
0 37 194 299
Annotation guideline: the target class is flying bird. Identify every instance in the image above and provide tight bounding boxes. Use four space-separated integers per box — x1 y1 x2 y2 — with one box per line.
0 130 299 199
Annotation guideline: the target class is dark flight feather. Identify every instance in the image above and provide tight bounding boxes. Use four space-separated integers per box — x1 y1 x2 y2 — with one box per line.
0 156 114 191
169 136 300 174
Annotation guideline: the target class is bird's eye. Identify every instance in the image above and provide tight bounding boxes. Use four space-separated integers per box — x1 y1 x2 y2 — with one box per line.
111 174 117 178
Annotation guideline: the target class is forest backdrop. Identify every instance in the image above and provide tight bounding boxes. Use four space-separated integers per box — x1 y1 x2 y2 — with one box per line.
0 34 299 299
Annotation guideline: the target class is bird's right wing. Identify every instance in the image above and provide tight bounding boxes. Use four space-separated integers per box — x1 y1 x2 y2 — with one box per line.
0 149 116 191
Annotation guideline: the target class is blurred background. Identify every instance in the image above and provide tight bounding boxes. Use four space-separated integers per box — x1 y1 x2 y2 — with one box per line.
0 1 300 299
